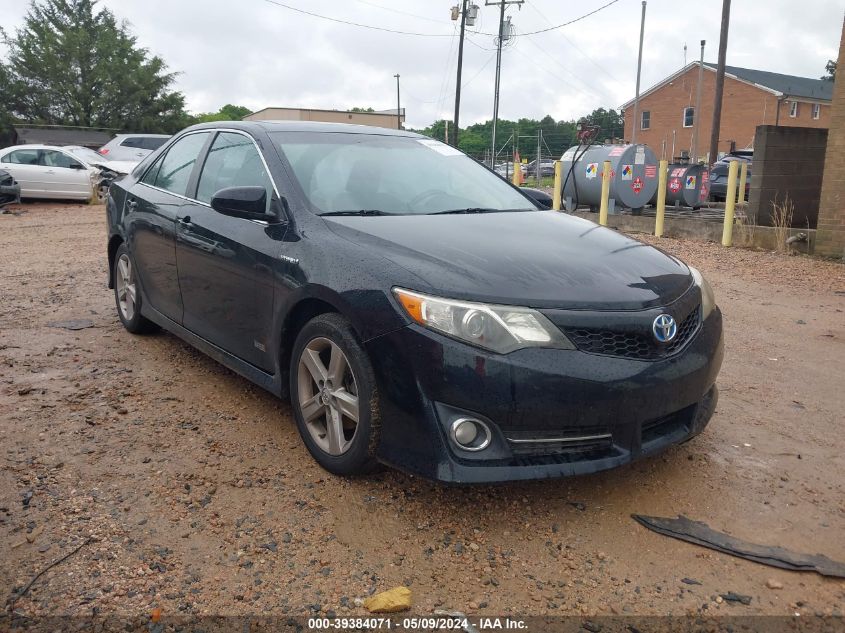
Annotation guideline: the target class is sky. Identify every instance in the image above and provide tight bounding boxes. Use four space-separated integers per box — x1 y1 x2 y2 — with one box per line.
1 0 842 129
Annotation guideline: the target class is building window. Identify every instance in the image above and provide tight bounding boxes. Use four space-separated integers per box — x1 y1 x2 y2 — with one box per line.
683 106 694 128
789 101 799 118
812 103 820 120
641 111 650 130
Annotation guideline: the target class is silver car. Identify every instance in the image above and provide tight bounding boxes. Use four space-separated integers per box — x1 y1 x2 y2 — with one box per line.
98 134 170 162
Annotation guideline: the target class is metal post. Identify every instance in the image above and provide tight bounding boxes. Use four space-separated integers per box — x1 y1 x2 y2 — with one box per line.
631 1 647 145
655 159 668 237
709 0 731 164
722 159 739 246
691 40 705 161
736 160 748 205
552 160 562 211
490 0 506 167
452 0 468 146
393 74 401 130
536 129 541 185
599 160 612 226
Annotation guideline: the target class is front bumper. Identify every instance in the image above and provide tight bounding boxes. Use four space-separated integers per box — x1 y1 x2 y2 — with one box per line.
0 182 21 206
365 307 723 483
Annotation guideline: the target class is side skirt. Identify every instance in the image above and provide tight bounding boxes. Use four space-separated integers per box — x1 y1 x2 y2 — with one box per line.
140 303 283 398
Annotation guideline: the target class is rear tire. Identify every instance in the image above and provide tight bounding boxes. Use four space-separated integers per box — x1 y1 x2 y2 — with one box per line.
289 313 380 476
113 243 157 334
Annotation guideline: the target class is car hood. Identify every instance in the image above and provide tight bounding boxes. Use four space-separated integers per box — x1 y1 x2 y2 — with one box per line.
324 211 692 310
90 160 138 174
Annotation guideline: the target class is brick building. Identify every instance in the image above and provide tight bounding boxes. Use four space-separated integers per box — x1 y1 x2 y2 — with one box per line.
621 62 833 161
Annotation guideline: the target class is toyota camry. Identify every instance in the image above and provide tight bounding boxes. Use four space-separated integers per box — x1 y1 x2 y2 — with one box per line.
106 121 723 483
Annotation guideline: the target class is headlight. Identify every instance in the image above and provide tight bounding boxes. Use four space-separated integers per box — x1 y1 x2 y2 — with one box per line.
689 267 716 318
393 288 574 354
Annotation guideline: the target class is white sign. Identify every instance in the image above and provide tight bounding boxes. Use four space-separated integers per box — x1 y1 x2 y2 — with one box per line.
417 139 463 156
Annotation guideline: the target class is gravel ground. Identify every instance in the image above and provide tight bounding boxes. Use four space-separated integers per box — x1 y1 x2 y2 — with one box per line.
1 202 844 621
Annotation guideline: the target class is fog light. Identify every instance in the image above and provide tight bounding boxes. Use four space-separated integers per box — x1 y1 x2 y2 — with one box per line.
450 418 491 451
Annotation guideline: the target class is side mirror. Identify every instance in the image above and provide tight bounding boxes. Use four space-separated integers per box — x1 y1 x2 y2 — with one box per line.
69 162 85 170
211 186 275 222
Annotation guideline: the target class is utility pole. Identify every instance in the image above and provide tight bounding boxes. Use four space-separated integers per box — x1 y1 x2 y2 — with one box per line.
487 0 522 167
451 1 478 147
709 0 731 164
691 39 705 161
630 1 647 144
393 73 401 130
536 129 541 184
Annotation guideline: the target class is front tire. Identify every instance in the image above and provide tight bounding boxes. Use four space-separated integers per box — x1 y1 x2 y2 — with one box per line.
289 313 380 476
113 243 156 334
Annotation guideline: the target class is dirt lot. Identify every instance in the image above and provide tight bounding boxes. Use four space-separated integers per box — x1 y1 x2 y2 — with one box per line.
1 202 844 621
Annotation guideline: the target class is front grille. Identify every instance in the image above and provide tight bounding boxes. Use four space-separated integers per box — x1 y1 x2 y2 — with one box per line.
506 426 613 456
564 305 701 360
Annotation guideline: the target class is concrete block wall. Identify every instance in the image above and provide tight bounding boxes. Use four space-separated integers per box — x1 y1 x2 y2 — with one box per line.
747 125 828 228
816 19 845 260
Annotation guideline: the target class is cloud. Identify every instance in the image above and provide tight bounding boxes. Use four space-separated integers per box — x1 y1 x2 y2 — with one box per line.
2 0 841 129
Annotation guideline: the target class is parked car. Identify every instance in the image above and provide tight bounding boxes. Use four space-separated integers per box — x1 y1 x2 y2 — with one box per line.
0 169 21 207
98 134 170 162
525 159 556 178
520 186 552 209
493 161 527 179
709 152 752 202
0 144 99 201
107 121 723 483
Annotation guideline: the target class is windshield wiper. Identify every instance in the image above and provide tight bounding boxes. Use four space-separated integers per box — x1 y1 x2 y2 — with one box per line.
429 207 529 215
319 209 401 217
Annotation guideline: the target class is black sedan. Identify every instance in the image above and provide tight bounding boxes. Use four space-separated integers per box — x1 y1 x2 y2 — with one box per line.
709 154 752 202
106 121 723 483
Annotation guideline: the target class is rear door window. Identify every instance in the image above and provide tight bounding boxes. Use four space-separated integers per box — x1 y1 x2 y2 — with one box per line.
120 137 168 151
196 132 273 211
152 133 210 196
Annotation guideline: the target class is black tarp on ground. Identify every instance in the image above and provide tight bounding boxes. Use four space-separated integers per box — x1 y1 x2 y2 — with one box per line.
632 514 845 578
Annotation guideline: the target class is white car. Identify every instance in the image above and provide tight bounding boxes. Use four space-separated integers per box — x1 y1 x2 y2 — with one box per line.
0 145 134 202
97 134 170 162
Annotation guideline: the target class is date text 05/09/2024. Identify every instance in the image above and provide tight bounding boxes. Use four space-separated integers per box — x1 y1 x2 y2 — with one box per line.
307 616 528 630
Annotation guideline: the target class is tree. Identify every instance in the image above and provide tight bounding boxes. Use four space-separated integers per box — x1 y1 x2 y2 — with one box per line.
350 107 376 113
581 108 624 141
192 104 252 123
0 0 191 133
822 59 837 81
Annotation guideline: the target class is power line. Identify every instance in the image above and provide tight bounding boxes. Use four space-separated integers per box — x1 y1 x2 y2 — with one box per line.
352 0 445 24
525 1 621 81
263 0 621 38
262 0 454 36
469 0 621 36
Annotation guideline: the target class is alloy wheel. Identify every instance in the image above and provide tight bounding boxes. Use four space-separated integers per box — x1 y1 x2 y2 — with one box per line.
297 337 360 455
116 253 137 321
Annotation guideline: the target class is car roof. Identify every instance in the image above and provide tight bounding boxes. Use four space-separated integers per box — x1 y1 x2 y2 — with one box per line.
112 133 171 139
180 120 425 138
0 144 77 152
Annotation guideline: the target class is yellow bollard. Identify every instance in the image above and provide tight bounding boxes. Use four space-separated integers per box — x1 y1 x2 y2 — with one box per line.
736 160 748 206
655 159 668 237
721 159 740 247
598 160 612 226
552 161 562 211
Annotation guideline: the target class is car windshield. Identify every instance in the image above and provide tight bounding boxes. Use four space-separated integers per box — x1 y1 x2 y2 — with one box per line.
65 146 103 164
270 132 537 216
